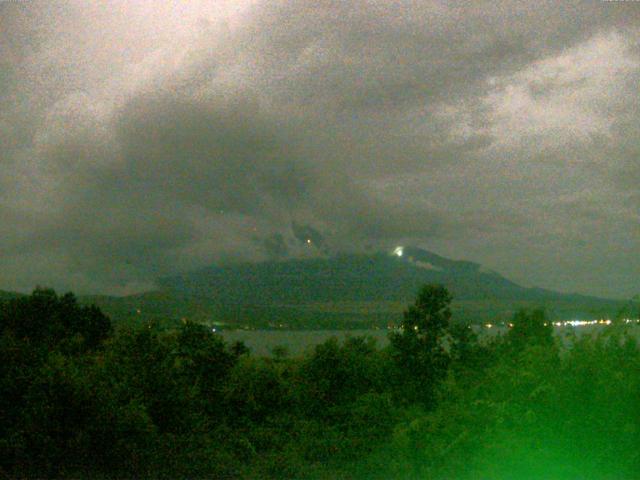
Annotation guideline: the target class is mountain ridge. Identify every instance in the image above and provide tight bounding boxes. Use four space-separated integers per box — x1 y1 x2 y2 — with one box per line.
1 248 631 329
147 247 626 327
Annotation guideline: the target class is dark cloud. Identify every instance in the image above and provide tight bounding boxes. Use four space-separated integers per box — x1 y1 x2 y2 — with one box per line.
0 1 638 297
261 233 289 259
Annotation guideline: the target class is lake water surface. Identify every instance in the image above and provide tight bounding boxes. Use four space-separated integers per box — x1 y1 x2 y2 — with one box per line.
219 324 640 356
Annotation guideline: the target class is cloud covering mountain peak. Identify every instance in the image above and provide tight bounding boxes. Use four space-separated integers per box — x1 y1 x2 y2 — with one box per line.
0 1 638 298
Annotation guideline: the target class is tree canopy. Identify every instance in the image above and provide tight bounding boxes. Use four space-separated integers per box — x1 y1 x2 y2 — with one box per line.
1 286 638 479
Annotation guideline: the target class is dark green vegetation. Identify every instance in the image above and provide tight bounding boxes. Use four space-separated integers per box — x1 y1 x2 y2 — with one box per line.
2 286 639 479
72 248 633 329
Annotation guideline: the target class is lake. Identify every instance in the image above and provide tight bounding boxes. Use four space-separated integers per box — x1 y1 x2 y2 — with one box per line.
218 324 640 357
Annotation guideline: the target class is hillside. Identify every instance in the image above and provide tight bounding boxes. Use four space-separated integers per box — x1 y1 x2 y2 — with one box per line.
1 250 629 329
137 247 627 328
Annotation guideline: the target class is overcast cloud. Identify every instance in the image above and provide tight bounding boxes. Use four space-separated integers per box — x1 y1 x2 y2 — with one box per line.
0 0 638 298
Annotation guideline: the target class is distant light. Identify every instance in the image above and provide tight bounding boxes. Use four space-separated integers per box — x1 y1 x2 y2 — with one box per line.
393 246 404 257
306 238 312 244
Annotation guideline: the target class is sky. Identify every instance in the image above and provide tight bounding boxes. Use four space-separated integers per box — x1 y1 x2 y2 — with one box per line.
0 0 638 298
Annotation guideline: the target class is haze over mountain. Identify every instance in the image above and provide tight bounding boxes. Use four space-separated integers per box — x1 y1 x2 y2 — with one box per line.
77 247 630 329
162 246 589 304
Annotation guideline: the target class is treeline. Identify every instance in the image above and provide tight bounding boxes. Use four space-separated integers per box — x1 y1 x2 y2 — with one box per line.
1 286 639 479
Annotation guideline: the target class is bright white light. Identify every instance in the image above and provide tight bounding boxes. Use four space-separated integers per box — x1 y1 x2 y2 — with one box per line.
393 246 404 257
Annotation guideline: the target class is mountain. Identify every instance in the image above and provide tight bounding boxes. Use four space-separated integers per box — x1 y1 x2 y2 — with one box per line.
160 246 614 304
1 250 627 329
131 247 626 328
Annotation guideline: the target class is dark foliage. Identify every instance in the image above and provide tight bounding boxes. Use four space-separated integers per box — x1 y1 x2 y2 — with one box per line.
0 288 111 351
1 286 638 479
389 284 452 406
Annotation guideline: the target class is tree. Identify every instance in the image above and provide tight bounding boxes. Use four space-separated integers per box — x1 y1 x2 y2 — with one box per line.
302 336 385 412
403 284 452 334
506 308 553 351
389 284 453 406
0 288 111 351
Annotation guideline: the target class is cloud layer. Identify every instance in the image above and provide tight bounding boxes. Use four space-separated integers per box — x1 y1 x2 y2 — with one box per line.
1 1 639 297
